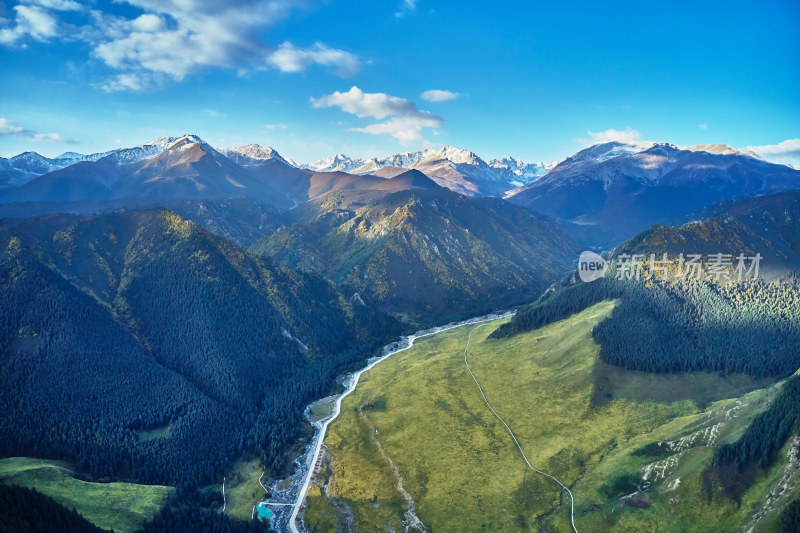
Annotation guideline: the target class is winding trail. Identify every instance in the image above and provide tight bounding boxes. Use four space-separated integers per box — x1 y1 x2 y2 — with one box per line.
463 325 579 533
287 311 513 533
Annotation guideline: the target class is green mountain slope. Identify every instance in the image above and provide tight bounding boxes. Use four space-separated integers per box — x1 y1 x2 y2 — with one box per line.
0 196 286 248
620 190 800 279
483 197 800 530
252 188 579 323
0 209 400 491
304 303 797 532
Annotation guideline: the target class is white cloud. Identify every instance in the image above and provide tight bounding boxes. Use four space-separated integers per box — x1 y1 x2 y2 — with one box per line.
420 89 459 102
0 117 74 143
98 72 158 92
32 132 75 143
351 114 442 144
267 42 362 77
747 139 800 167
311 86 444 145
395 0 417 17
311 86 418 119
0 118 34 136
34 0 82 11
575 127 642 146
0 4 58 45
0 0 364 91
698 123 709 130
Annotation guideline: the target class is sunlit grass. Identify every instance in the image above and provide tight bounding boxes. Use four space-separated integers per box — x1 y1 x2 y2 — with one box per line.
223 457 265 521
0 457 172 532
307 300 796 532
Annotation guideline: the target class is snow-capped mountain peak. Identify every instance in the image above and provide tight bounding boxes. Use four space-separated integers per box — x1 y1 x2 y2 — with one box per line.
300 154 365 173
560 141 657 167
426 145 481 165
221 144 290 166
488 157 557 184
298 145 555 195
686 143 763 160
163 134 206 150
9 152 62 175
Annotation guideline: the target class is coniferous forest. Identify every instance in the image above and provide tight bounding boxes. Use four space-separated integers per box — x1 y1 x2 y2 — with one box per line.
0 210 401 494
494 277 800 377
0 484 104 533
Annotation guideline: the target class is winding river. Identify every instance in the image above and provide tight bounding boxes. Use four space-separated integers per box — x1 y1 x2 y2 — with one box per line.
261 310 515 532
268 311 514 533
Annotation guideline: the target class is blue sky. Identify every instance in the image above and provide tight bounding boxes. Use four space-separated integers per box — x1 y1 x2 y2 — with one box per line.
1 0 798 165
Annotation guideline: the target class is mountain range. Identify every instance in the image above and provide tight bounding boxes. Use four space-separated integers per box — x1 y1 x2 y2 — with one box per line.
251 186 578 321
5 136 797 219
1 136 554 199
506 141 800 248
2 130 800 532
299 146 556 196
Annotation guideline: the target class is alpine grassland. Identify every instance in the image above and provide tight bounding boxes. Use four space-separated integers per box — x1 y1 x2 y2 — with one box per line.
222 457 266 521
303 300 798 532
0 457 172 532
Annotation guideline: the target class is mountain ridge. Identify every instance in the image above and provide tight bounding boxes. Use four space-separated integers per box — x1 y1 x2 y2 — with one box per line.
506 142 800 248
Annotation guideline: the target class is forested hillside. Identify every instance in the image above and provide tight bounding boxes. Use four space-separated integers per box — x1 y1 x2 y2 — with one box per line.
252 188 578 323
495 192 800 376
493 274 800 377
491 219 800 516
714 375 800 497
0 209 400 492
0 485 104 533
619 190 800 279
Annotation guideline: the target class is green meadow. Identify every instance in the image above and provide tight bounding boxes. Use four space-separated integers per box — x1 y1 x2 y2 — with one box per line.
304 300 798 532
0 457 172 532
223 457 266 521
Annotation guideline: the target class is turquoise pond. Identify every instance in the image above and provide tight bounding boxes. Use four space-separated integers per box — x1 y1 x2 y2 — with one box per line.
257 503 273 519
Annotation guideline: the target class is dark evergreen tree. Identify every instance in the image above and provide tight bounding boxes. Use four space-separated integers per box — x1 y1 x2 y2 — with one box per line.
0 484 104 533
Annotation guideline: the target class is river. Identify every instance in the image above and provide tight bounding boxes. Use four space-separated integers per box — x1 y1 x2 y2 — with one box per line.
257 309 515 532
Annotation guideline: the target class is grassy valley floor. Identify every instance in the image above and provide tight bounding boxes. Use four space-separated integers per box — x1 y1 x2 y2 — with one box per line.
303 301 798 532
0 457 173 532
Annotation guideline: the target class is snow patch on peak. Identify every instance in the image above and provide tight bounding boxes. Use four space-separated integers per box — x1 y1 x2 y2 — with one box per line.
562 141 656 166
221 144 290 166
55 151 86 160
687 144 762 159
428 145 481 165
300 154 365 173
165 134 205 149
488 157 557 183
145 136 181 147
9 152 61 174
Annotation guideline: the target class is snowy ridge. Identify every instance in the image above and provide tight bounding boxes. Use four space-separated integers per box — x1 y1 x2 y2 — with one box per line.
298 146 550 188
299 154 366 173
221 144 290 167
1 135 561 195
5 136 182 183
488 157 557 185
5 134 782 199
351 146 484 174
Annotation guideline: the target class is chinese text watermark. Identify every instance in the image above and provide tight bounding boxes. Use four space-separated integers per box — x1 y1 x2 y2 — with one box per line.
578 252 762 283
